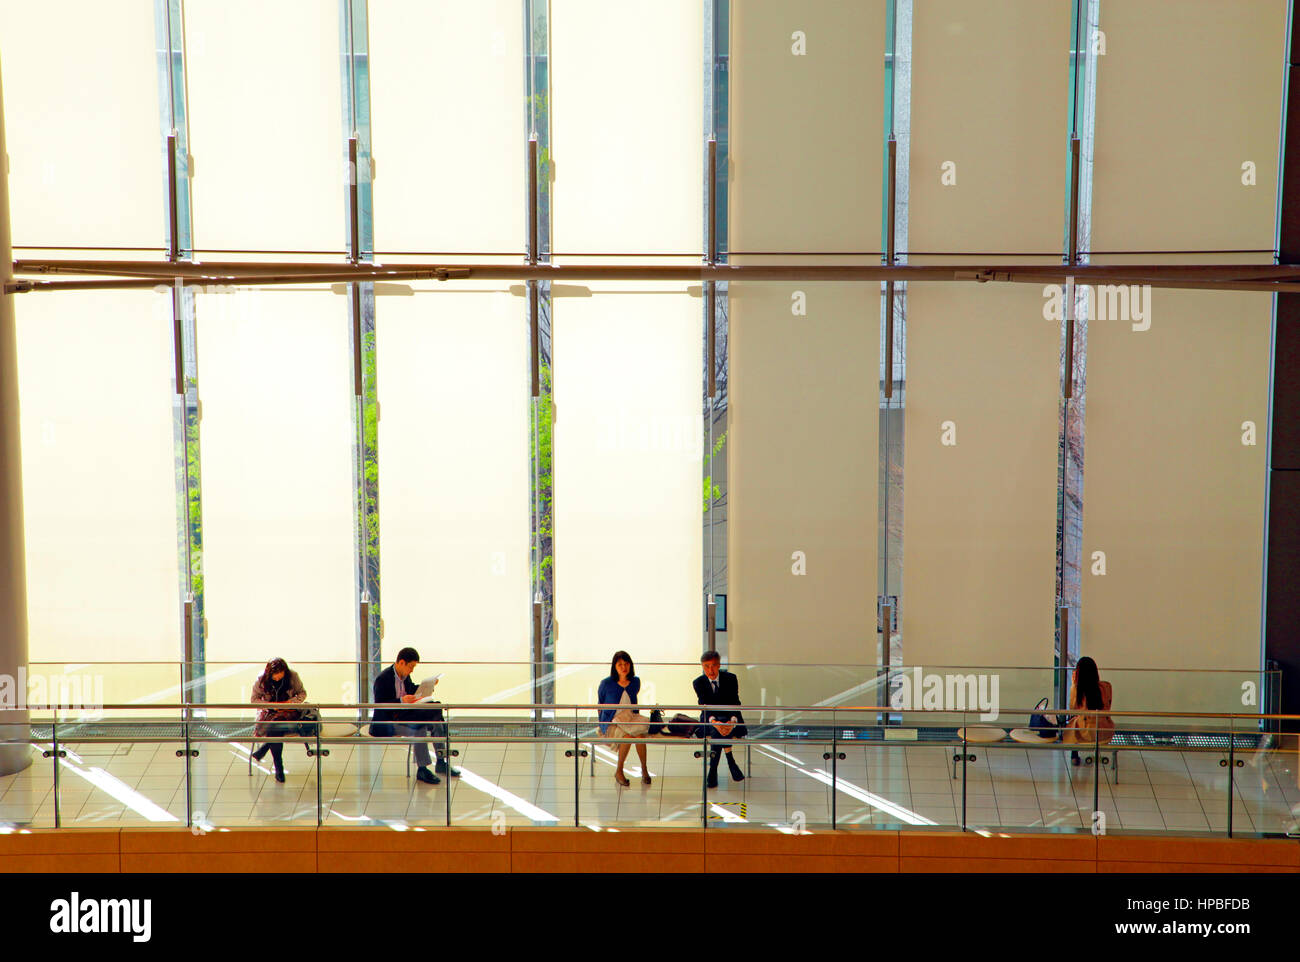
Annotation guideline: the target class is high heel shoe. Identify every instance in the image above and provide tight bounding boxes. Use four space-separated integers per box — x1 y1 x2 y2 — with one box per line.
614 771 630 787
641 773 652 786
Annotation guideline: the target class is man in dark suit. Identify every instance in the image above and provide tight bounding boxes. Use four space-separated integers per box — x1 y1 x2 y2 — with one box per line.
693 650 747 788
369 646 459 784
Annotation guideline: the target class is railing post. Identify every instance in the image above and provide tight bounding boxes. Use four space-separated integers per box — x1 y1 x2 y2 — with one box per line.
1092 721 1100 820
702 733 710 829
315 722 323 828
960 723 968 831
1227 726 1234 839
444 710 452 828
50 720 60 829
183 709 193 829
830 719 838 829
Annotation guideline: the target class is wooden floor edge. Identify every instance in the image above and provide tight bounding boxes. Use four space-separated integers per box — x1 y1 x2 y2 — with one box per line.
0 827 1295 872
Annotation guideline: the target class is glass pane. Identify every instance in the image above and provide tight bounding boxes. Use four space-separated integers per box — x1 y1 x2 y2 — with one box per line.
908 0 1070 256
1081 290 1270 712
730 0 886 255
16 289 181 663
552 285 702 682
1091 0 1285 254
550 0 702 255
376 284 531 701
184 0 344 252
368 0 525 255
52 737 189 828
902 284 1059 665
0 1 163 249
727 282 878 674
196 287 355 664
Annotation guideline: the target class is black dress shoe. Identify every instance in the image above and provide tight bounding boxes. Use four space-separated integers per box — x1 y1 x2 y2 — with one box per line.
416 766 441 785
251 745 269 761
274 770 286 783
434 759 461 777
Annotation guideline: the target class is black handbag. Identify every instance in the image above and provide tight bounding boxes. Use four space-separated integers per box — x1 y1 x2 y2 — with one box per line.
647 709 665 735
665 713 696 737
1028 697 1063 740
295 706 322 737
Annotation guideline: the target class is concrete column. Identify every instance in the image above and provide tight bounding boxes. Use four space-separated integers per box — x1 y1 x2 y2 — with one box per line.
0 54 33 775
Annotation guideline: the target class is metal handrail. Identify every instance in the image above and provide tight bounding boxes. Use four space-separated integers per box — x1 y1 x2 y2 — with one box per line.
6 701 1297 721
23 658 1286 673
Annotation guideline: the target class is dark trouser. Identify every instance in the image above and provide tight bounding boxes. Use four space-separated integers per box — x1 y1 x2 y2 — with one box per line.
399 704 448 769
697 722 748 746
394 723 444 769
254 729 293 771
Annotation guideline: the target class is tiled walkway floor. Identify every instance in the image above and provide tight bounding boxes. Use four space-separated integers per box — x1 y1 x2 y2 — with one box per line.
2 737 1297 836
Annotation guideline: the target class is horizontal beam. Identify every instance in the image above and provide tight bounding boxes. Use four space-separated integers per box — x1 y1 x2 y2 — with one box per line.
8 260 1300 295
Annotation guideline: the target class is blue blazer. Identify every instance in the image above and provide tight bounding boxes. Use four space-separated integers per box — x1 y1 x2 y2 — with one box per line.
597 676 641 734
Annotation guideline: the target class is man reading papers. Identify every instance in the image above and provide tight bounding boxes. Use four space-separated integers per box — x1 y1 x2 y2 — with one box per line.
370 647 460 784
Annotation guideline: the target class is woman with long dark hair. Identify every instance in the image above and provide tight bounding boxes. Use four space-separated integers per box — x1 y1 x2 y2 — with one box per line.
596 651 652 788
1064 655 1114 764
250 657 307 782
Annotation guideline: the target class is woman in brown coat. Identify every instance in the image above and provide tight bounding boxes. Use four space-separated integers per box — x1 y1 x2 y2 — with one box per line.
1063 656 1114 765
251 658 307 782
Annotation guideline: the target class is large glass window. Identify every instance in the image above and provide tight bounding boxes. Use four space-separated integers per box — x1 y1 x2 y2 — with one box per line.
552 285 703 703
907 0 1070 257
375 283 531 702
16 288 181 701
727 282 879 686
183 0 344 253
729 0 886 255
195 287 355 681
368 0 525 255
0 2 163 250
901 284 1059 679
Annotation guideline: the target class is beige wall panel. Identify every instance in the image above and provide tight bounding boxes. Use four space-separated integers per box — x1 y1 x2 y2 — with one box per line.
728 283 878 669
1091 0 1286 254
730 0 886 253
909 0 1070 254
1082 289 1269 712
0 1 162 249
901 284 1059 668
369 0 524 255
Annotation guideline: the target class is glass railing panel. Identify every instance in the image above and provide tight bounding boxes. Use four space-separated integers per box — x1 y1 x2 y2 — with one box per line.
319 729 438 828
0 722 47 828
1103 732 1218 836
969 736 1055 834
49 731 189 828
5 701 1298 834
1233 715 1299 836
447 711 572 828
577 735 708 829
827 709 960 831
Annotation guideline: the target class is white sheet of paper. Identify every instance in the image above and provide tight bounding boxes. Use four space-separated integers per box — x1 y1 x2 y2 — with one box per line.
414 675 442 700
